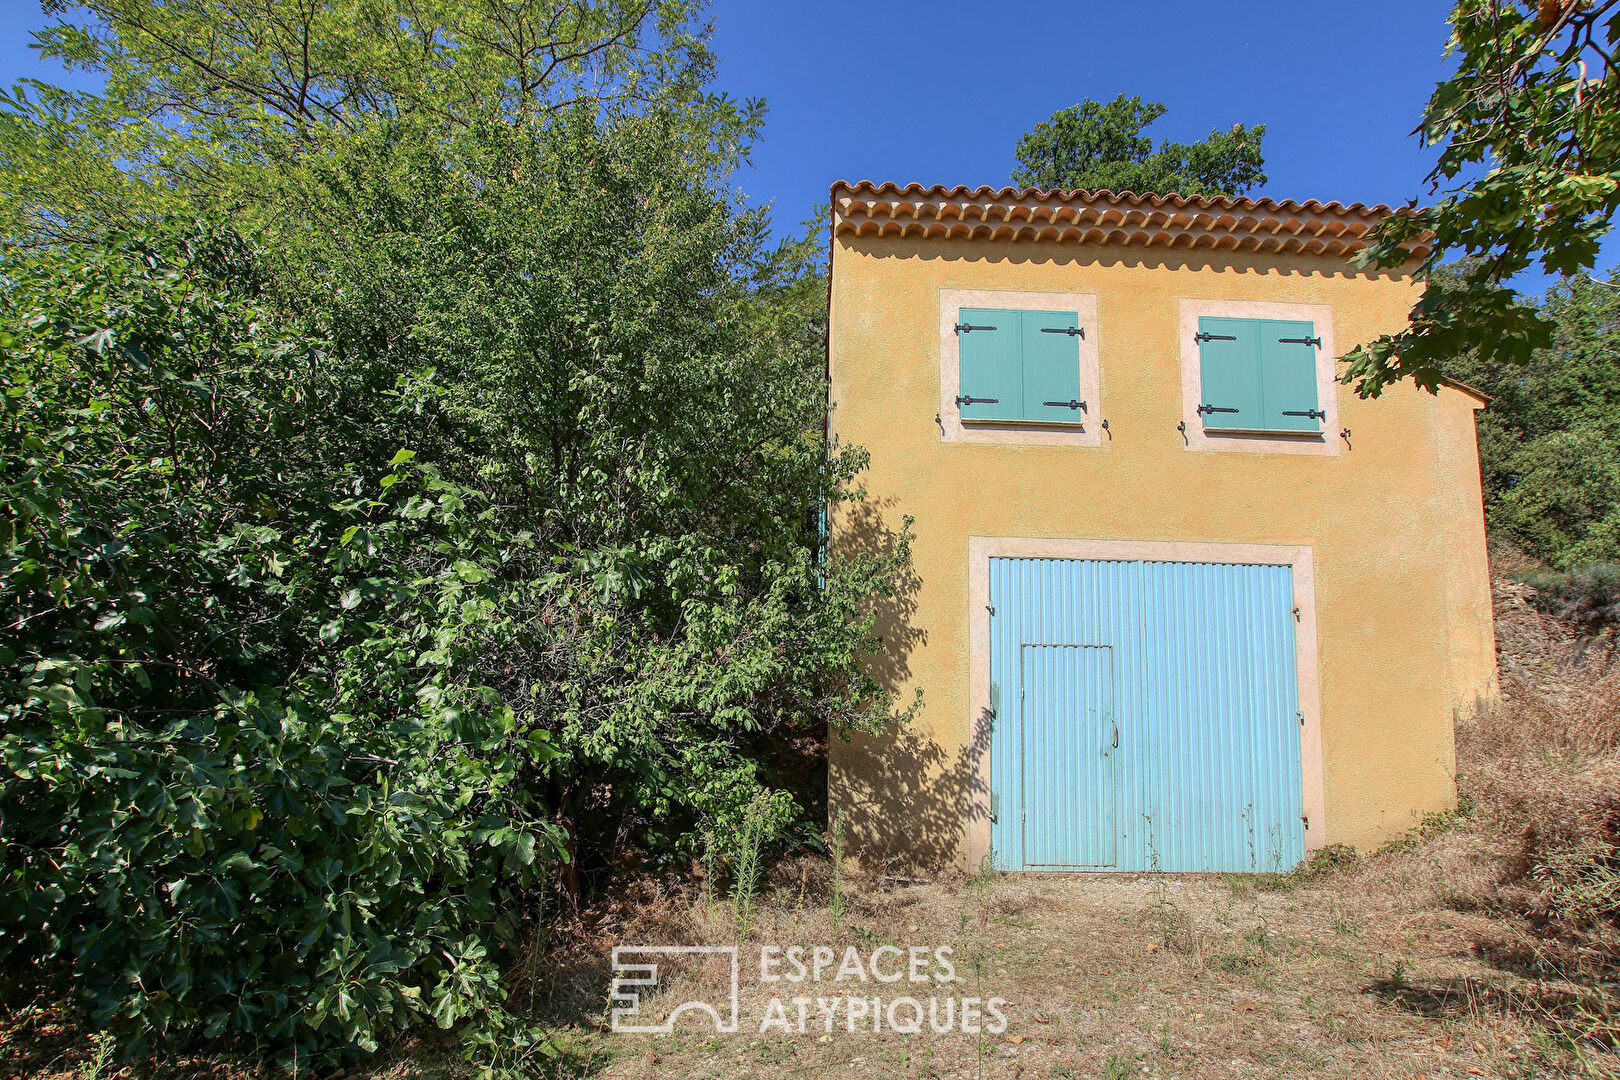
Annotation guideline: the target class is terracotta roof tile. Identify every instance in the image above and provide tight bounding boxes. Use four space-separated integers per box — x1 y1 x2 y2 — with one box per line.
830 181 1427 261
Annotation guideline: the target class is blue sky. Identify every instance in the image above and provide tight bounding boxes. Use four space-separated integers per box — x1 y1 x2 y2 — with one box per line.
0 1 1600 290
706 1 1456 229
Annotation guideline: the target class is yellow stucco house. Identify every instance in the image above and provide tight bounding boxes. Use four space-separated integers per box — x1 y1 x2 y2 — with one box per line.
826 181 1497 873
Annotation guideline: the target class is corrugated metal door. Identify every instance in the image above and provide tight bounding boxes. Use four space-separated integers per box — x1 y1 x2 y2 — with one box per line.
989 557 1305 873
1021 645 1115 867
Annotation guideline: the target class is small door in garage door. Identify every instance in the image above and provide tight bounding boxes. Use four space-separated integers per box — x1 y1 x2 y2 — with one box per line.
1021 644 1115 868
989 556 1306 872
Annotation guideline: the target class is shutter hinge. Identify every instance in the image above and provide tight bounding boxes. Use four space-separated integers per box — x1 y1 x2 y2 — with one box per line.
1041 399 1087 412
1278 336 1322 347
1197 404 1239 416
1281 409 1326 420
1039 326 1084 338
1194 331 1236 344
954 322 997 335
956 395 999 407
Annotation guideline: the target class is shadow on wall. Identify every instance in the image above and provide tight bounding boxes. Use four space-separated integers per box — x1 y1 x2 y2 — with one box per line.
841 234 1410 282
829 496 978 874
834 494 925 690
832 725 971 875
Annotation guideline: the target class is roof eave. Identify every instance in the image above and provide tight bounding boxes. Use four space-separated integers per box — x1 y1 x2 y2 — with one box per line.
829 180 1429 262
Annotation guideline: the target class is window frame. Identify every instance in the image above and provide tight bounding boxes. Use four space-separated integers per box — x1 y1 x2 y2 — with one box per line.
1177 298 1340 456
939 289 1103 447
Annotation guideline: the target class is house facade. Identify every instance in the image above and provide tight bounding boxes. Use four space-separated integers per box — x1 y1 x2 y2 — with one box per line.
826 182 1496 873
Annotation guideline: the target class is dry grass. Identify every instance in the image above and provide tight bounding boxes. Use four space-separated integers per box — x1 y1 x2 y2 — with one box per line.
1427 570 1620 1043
15 562 1620 1079
24 846 1585 1080
506 857 1577 1079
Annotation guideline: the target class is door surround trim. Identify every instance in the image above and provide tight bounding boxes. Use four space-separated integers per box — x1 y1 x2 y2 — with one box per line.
966 536 1326 870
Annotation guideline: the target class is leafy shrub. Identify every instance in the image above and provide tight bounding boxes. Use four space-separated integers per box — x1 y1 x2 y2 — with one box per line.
1442 269 1620 568
5 0 923 914
1495 427 1620 568
1517 562 1620 633
283 109 920 878
0 228 564 1065
1 21 921 1063
1535 838 1620 952
1 106 921 1062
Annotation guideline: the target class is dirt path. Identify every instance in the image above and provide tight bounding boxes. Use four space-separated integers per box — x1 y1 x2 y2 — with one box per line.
544 862 1583 1079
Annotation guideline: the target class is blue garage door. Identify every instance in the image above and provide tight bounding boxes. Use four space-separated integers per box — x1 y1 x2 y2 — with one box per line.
989 557 1305 873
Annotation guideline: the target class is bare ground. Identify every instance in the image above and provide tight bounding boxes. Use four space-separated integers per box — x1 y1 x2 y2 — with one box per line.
498 841 1600 1080
8 840 1588 1080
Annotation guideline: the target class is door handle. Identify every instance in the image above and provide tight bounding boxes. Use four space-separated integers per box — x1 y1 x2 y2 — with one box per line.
1111 723 1119 749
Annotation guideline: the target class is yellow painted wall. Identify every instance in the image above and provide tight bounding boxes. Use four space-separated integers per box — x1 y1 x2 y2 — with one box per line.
827 234 1497 870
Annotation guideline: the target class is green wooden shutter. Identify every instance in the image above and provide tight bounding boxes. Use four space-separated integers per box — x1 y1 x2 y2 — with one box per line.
1259 320 1322 432
1019 311 1084 422
957 308 1021 421
1196 317 1262 431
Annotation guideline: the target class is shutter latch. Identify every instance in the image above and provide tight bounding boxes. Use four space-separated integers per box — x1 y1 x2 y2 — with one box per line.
1197 404 1239 416
1194 331 1237 344
954 322 997 335
1278 336 1322 347
1281 409 1326 420
1041 399 1087 412
1039 326 1085 338
956 395 999 407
